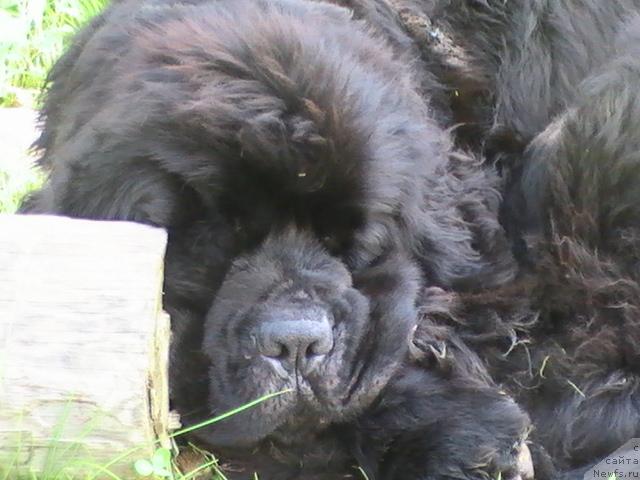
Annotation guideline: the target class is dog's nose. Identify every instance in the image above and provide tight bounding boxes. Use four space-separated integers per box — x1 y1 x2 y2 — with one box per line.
257 311 333 369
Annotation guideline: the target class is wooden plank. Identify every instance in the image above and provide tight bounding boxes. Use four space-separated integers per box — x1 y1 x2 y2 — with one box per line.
0 214 172 477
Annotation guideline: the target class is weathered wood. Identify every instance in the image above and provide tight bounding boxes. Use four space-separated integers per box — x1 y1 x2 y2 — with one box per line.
0 214 173 477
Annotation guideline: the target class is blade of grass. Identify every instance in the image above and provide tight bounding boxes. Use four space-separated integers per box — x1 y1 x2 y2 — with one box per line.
356 466 370 480
63 461 124 480
92 388 292 478
54 410 104 471
181 443 229 480
42 398 75 476
566 379 586 398
178 459 218 480
1 410 25 480
170 389 293 439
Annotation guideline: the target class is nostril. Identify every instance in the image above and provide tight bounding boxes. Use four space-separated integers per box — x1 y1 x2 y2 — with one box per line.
276 345 290 361
258 337 287 359
256 314 333 368
306 335 332 357
306 340 321 357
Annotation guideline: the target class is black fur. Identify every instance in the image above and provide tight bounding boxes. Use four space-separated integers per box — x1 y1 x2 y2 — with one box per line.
22 0 640 477
21 0 529 478
377 1 640 477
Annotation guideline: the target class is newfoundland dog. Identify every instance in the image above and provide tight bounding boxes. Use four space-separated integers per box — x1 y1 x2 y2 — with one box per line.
362 1 640 478
21 0 531 478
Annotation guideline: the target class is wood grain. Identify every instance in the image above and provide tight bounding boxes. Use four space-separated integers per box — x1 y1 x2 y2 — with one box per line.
0 214 173 477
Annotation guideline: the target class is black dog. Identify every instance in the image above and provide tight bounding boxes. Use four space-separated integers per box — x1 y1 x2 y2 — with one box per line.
364 1 640 477
22 0 531 478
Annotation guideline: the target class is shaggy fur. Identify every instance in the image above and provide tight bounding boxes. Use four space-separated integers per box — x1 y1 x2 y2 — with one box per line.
361 1 640 477
21 0 531 478
22 0 640 477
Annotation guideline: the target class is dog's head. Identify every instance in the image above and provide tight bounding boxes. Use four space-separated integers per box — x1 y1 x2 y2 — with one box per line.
115 0 451 447
27 0 505 449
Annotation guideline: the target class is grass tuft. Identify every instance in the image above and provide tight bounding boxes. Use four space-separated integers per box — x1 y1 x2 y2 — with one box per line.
1 0 109 107
0 157 43 213
0 390 293 479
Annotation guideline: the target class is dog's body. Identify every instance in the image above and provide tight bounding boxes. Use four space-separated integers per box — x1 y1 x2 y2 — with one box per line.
375 1 640 477
23 0 529 478
21 0 640 478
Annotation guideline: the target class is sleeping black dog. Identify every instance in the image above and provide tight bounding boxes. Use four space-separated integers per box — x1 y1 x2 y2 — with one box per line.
24 0 640 478
21 0 532 478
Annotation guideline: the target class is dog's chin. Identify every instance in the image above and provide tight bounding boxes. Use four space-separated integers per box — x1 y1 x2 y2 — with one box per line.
199 350 386 448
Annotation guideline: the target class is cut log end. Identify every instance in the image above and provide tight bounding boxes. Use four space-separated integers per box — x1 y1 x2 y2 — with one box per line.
0 214 176 477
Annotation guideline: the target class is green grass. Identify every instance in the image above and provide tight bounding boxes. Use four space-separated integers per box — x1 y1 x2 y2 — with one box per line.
0 391 293 479
1 0 108 107
1 0 105 208
0 155 43 213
